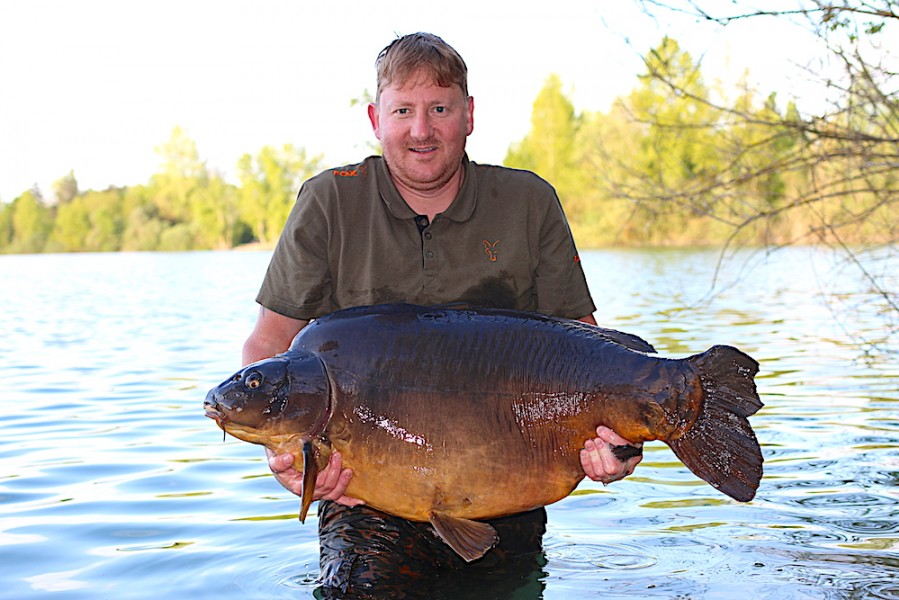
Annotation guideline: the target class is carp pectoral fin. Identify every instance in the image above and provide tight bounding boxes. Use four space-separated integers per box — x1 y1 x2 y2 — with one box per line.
298 440 317 523
428 511 498 563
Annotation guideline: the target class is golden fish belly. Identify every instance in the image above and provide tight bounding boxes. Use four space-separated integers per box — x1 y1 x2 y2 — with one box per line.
337 437 586 521
283 304 760 519
323 383 635 521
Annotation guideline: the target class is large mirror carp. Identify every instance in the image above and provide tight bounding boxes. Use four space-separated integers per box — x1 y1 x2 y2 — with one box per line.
205 304 763 562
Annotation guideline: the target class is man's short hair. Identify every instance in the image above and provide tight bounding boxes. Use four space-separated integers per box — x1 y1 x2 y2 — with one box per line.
375 32 468 102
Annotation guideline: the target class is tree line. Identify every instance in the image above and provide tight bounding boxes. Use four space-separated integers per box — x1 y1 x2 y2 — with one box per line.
0 127 323 254
2 2 896 256
508 36 896 249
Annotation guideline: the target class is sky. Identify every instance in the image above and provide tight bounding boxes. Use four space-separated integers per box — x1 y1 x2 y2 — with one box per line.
0 0 836 203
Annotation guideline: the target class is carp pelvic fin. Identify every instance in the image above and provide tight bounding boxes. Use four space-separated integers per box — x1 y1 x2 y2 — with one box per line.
298 440 318 523
428 511 499 563
670 345 764 502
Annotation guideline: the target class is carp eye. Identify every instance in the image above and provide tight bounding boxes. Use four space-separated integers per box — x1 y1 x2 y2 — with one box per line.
246 372 263 389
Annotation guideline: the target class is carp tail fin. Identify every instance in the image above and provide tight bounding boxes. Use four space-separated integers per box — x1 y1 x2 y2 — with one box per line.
429 511 498 562
669 345 764 502
298 440 318 523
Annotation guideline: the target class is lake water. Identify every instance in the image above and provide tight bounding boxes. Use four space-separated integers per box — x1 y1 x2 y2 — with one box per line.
2 248 897 599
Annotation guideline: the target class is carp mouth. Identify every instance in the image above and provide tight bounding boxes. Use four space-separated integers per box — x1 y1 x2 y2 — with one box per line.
203 399 231 443
203 397 263 440
203 392 297 446
203 402 230 429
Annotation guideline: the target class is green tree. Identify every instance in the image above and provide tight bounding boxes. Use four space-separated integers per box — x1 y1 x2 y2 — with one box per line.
630 38 715 181
0 202 13 251
714 83 805 243
505 74 579 180
505 75 585 217
237 144 323 245
632 0 899 349
157 223 195 251
47 196 90 252
53 170 79 205
190 173 240 249
571 100 647 244
120 204 165 251
626 2 899 249
9 189 53 253
118 185 171 251
624 37 724 243
149 126 208 225
81 188 124 252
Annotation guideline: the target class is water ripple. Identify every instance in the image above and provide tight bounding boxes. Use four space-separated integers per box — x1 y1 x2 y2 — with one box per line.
2 248 898 599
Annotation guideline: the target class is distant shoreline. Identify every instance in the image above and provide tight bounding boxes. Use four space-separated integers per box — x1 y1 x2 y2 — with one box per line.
232 242 275 252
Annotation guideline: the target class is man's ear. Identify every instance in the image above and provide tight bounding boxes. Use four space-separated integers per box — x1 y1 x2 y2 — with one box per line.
368 103 381 139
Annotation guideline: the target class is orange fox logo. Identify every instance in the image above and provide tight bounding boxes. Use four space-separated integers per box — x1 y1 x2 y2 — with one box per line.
483 240 499 262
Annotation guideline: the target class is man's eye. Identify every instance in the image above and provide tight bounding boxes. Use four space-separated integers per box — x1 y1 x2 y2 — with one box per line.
396 108 409 115
434 106 446 114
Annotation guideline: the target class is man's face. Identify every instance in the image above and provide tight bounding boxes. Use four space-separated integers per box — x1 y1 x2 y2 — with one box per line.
368 71 474 195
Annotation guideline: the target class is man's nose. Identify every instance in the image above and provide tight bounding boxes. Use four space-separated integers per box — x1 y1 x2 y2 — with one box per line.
410 112 433 140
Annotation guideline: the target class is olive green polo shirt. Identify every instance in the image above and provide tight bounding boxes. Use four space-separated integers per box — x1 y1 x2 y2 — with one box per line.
257 155 595 320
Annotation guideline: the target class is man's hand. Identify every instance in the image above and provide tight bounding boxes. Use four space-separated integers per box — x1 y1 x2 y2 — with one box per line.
265 448 365 507
580 425 643 484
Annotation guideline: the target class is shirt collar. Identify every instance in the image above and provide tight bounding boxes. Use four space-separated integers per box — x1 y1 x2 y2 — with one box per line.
376 154 477 223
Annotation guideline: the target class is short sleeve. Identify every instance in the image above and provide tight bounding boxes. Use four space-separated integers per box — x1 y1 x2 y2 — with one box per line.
533 190 596 319
256 181 334 320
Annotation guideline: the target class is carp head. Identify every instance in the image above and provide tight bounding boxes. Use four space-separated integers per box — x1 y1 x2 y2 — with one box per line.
204 351 332 520
204 352 331 445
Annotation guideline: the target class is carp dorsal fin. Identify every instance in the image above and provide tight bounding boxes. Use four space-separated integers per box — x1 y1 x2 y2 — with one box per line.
428 511 498 562
588 325 657 354
298 440 318 523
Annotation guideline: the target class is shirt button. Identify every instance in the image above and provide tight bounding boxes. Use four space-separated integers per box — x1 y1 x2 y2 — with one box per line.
426 251 435 259
424 232 432 240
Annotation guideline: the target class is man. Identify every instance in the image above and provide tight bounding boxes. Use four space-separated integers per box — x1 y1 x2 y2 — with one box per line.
242 32 642 597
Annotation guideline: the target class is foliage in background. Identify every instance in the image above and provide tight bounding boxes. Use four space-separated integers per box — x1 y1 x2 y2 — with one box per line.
504 0 895 351
508 6 897 250
0 127 323 253
1 2 895 259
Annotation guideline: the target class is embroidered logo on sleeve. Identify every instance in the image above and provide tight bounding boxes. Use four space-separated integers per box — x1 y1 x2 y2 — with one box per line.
483 240 499 262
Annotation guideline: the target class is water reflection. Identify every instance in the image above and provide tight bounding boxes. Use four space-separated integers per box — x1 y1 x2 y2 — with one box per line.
1 248 898 599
